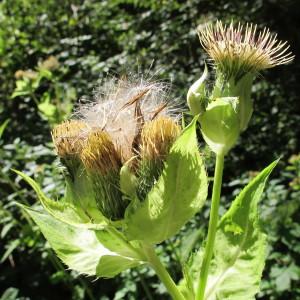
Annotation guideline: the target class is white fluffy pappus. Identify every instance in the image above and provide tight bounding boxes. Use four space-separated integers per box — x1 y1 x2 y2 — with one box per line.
73 74 181 160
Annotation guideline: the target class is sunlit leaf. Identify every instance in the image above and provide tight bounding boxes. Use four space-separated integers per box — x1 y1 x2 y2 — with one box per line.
187 159 278 300
14 170 107 229
23 206 143 277
125 118 208 244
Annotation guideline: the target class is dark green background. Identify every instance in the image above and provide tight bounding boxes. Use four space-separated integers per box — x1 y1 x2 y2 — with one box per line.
0 0 299 299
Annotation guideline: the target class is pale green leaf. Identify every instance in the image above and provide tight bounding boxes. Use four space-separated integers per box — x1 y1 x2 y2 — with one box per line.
125 118 208 244
199 97 240 155
188 159 278 300
23 206 143 277
14 170 107 229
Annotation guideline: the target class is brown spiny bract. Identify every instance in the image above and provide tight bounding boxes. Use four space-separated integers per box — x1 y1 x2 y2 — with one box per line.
140 117 180 161
80 130 122 175
51 120 89 158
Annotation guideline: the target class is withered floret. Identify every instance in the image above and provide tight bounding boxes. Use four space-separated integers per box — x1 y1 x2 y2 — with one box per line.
51 120 88 158
140 117 180 161
80 130 122 175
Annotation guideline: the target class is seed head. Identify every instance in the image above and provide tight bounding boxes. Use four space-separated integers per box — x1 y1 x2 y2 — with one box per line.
140 117 180 161
51 120 89 158
75 76 178 161
198 21 294 79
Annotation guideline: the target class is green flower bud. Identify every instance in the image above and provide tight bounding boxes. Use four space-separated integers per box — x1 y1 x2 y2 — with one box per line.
120 160 138 199
199 97 240 155
187 64 208 115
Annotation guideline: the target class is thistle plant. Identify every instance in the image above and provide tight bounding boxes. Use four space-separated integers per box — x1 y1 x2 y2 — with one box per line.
16 20 293 300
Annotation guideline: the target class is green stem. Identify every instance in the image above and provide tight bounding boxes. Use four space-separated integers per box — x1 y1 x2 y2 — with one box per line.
143 244 185 300
106 227 145 260
196 154 225 300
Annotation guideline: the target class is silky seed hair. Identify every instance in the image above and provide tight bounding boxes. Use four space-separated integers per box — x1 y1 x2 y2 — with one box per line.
198 20 294 79
74 75 179 161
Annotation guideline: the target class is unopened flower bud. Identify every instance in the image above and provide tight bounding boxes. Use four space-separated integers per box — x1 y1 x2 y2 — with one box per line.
120 159 138 199
199 97 240 155
187 64 209 116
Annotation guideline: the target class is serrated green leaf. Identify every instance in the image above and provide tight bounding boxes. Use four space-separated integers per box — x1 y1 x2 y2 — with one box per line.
23 206 143 277
125 118 208 244
189 159 278 300
14 170 107 229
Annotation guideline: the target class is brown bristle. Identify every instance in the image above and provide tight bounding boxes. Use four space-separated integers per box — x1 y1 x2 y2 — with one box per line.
80 130 122 175
51 120 89 158
140 117 180 161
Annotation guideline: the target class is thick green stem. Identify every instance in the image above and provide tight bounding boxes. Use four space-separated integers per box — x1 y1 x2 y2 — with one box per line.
143 244 185 300
196 154 225 300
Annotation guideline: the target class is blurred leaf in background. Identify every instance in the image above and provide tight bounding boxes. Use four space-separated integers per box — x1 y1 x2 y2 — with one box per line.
0 0 299 299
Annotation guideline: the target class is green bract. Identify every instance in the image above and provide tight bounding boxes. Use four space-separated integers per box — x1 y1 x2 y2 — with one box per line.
124 118 208 244
22 206 142 277
212 73 254 131
199 97 240 155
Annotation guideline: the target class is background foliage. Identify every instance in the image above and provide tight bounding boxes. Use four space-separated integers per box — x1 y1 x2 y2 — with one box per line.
0 0 299 299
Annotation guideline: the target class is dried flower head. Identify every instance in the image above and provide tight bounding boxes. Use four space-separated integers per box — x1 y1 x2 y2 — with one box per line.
80 130 122 175
80 130 125 220
198 21 294 79
140 117 180 161
75 75 178 161
51 120 89 158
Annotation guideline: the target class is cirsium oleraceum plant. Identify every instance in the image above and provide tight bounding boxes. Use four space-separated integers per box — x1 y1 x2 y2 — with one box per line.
17 20 293 300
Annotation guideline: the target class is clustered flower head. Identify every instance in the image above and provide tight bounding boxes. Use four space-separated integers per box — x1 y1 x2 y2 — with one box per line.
188 20 294 154
51 75 180 220
198 20 294 80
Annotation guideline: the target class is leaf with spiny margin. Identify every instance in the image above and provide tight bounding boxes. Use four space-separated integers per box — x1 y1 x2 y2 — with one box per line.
186 159 278 300
124 117 208 244
14 170 107 229
22 205 143 277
